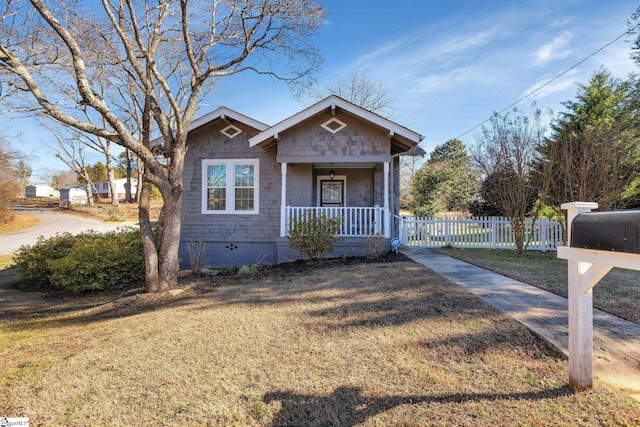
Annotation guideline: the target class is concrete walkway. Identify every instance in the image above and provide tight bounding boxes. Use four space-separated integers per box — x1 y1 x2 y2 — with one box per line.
401 247 640 400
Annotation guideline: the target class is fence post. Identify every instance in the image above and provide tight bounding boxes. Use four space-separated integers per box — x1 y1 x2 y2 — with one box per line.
402 217 408 245
444 217 451 246
491 217 497 249
541 218 548 252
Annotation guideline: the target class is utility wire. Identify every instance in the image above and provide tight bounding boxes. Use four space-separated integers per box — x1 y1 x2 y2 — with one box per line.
452 22 640 141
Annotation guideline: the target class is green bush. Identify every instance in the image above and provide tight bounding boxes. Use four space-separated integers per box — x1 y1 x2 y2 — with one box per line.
287 212 341 262
14 232 78 287
13 228 145 294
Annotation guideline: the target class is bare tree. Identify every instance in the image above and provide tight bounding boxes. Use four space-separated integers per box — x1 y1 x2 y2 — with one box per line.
0 137 26 223
310 68 396 117
539 125 639 213
399 156 421 209
52 135 96 207
536 69 640 234
473 107 543 254
118 148 137 203
0 0 324 292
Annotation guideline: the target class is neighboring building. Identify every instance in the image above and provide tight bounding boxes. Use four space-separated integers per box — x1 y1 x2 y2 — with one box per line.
93 178 138 199
59 186 88 206
179 95 423 268
25 184 59 198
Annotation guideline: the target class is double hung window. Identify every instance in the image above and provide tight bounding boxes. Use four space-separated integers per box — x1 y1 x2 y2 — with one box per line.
202 159 258 214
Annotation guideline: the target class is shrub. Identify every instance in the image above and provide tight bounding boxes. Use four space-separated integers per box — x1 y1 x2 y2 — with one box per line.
468 198 501 217
287 212 341 262
187 240 208 275
13 228 145 294
218 265 237 276
14 232 78 287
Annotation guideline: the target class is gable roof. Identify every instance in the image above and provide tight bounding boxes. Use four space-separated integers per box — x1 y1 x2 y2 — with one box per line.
189 106 269 133
248 95 423 151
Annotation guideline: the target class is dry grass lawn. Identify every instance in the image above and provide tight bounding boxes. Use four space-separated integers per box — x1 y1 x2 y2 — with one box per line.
435 248 640 325
0 211 39 235
2 260 640 426
70 199 162 222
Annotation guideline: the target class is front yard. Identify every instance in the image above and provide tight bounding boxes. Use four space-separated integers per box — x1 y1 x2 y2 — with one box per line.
1 259 639 426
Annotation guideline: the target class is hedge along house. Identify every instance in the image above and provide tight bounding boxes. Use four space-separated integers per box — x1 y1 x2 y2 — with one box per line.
179 95 423 268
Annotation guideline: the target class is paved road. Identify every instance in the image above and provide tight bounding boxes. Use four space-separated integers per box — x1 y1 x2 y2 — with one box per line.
401 247 640 401
0 206 136 255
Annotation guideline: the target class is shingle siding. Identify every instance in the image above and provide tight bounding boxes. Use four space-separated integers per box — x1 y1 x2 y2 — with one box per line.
179 118 281 268
277 111 391 160
179 105 405 268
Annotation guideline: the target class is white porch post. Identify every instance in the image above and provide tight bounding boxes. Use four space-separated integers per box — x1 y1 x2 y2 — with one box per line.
280 163 287 237
383 161 390 238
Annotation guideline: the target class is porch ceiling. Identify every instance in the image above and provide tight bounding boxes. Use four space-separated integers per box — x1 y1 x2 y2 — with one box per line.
313 162 376 169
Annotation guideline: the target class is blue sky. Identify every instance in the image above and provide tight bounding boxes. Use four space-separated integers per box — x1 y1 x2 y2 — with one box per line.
5 0 639 181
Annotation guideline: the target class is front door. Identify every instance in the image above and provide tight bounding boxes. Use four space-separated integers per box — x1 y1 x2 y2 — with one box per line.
320 180 344 207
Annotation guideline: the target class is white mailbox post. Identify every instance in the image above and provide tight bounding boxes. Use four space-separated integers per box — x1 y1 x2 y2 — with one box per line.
557 202 640 391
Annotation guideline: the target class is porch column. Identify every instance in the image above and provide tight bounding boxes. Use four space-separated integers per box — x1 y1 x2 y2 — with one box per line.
280 163 287 237
384 161 390 238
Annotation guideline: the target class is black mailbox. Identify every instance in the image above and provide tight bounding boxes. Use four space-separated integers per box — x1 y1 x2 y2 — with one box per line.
571 210 640 254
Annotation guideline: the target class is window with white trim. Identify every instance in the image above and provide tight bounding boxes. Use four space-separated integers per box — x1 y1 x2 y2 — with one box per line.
202 159 259 214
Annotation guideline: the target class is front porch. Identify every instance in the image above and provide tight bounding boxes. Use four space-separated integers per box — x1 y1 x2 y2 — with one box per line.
278 161 393 239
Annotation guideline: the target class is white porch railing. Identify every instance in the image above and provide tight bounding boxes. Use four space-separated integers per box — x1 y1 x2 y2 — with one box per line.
284 206 390 238
397 216 563 252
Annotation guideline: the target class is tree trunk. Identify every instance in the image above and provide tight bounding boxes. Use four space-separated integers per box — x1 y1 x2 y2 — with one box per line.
124 148 135 203
138 174 160 292
137 165 183 292
105 142 119 208
156 189 182 290
82 170 95 208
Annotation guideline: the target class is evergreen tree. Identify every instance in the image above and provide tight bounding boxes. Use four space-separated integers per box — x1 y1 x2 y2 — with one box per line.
538 69 640 213
410 139 476 216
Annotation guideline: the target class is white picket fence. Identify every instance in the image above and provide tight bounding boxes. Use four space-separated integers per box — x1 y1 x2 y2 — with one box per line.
397 216 563 252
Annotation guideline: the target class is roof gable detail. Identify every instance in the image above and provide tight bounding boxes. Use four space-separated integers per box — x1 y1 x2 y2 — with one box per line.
248 95 423 149
189 106 269 133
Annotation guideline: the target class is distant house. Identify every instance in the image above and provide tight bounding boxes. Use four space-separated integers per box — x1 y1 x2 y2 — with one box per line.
59 186 88 206
179 95 423 268
25 184 59 198
93 178 138 199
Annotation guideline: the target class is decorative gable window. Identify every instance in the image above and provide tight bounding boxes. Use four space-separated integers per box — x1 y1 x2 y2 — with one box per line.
220 124 243 138
202 159 259 214
321 117 347 134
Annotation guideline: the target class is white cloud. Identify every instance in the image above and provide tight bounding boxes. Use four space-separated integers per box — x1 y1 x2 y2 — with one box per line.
412 67 480 93
519 69 580 101
534 31 574 65
353 27 498 73
343 23 505 97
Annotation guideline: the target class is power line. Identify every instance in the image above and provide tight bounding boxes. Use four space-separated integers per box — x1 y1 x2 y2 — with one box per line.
451 22 640 142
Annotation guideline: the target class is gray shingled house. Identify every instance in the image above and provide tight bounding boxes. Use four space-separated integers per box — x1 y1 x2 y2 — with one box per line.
179 95 423 268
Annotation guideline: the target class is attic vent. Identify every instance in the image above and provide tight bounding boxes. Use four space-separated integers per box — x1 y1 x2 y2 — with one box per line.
321 117 347 134
220 124 243 138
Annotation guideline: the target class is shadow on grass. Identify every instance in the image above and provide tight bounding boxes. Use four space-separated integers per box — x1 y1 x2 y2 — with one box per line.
0 259 544 348
263 385 572 427
0 260 512 339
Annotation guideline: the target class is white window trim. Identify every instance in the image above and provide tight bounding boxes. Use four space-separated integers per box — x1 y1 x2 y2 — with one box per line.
202 159 259 215
316 175 347 207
